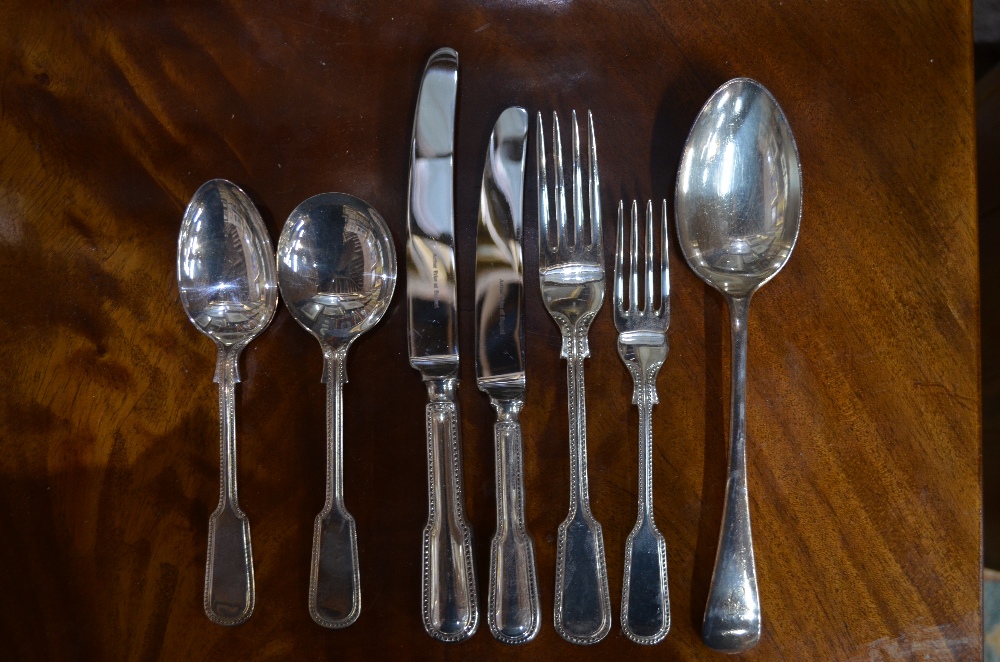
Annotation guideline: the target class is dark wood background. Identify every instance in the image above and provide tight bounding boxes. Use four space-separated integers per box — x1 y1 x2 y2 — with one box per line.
0 1 980 659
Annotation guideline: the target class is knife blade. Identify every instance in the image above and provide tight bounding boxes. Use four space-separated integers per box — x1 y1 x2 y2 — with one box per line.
406 46 479 643
474 107 540 645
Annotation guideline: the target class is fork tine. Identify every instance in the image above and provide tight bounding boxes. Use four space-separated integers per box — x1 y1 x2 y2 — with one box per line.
645 200 655 313
615 201 625 313
629 200 639 313
571 111 584 248
537 112 550 255
552 112 567 250
661 199 670 313
587 111 601 252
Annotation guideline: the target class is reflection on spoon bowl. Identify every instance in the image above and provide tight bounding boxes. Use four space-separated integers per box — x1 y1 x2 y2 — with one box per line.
278 194 396 348
676 78 802 297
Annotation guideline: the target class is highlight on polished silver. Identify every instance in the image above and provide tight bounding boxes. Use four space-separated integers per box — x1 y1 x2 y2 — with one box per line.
675 78 802 653
475 106 540 645
614 200 671 645
177 179 278 626
276 193 397 629
406 46 479 642
537 110 612 645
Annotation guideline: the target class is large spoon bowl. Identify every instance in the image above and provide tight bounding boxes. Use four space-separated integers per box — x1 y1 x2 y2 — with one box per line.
177 178 278 626
675 78 802 653
276 192 396 628
676 78 802 297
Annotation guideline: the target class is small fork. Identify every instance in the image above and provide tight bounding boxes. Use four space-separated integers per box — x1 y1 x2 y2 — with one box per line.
537 110 612 645
614 200 671 644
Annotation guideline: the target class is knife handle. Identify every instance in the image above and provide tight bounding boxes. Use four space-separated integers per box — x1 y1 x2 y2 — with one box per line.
421 377 479 642
487 395 541 644
205 344 254 626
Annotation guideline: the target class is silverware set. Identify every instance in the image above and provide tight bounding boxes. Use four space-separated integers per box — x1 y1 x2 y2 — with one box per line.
176 47 802 651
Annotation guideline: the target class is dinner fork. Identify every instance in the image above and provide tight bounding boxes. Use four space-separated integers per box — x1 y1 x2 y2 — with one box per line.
537 110 612 645
614 200 671 644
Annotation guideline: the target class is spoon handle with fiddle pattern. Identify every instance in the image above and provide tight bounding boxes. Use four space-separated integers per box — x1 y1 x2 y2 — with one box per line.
204 344 255 626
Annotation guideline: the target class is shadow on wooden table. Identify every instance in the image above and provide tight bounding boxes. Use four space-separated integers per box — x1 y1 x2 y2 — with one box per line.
980 62 1000 570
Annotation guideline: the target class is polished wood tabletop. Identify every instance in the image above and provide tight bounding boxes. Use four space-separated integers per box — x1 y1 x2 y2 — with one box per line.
0 1 981 659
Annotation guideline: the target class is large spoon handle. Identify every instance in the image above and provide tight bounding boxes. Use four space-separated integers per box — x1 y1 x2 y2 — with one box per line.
703 295 760 652
204 344 255 626
487 395 541 645
421 377 479 642
309 347 361 628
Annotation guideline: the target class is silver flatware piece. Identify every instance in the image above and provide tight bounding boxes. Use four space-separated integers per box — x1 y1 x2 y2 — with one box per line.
406 46 479 642
475 106 540 645
614 200 671 644
276 193 397 628
177 179 278 626
676 78 803 653
537 110 611 645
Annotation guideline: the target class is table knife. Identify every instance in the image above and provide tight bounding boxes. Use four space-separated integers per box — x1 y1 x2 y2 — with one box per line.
474 107 540 645
406 46 479 643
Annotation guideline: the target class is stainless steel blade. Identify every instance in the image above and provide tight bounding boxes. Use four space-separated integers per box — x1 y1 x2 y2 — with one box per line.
407 47 459 378
475 107 527 395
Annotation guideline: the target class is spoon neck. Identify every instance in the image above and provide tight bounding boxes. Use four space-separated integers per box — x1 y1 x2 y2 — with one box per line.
213 344 242 507
320 345 349 511
321 344 350 387
726 294 751 462
726 294 752 332
214 343 242 385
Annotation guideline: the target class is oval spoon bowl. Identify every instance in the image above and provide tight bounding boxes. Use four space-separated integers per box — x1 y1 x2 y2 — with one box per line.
676 78 802 297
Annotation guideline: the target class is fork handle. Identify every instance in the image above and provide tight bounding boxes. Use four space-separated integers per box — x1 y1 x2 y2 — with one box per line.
621 357 670 644
421 377 479 642
554 349 612 645
487 394 541 644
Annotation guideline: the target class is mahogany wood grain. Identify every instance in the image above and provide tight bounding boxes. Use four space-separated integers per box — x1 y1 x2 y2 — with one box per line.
0 1 979 659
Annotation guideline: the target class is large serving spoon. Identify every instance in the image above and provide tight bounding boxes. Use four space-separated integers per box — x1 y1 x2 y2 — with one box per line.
276 192 397 628
675 78 802 653
177 179 278 625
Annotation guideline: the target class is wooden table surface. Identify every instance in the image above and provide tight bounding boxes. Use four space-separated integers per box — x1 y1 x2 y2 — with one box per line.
0 1 981 659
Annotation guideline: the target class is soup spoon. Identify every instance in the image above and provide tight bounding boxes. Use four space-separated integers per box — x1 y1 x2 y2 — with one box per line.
177 179 278 625
276 192 397 628
675 78 802 653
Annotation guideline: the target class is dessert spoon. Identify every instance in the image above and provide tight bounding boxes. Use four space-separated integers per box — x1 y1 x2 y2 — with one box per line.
177 179 278 626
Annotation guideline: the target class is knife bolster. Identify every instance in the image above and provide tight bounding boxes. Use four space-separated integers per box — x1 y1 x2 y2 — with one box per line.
488 394 523 424
424 375 458 402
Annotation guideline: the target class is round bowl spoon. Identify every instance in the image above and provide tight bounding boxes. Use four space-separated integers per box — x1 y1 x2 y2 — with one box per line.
276 192 397 628
177 178 278 626
675 78 802 653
